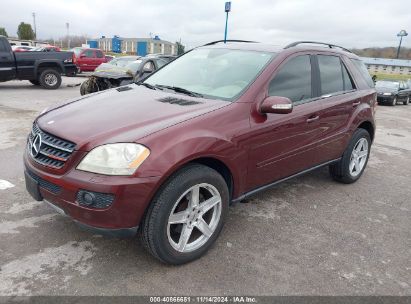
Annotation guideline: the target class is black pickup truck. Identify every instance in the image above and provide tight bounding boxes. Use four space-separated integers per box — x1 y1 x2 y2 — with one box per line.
0 36 76 89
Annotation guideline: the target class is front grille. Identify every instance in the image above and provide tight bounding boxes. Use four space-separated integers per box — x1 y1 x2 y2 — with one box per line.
76 190 115 209
27 170 61 194
28 123 76 169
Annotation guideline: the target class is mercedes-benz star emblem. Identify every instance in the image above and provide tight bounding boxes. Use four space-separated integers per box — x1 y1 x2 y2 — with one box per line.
31 134 42 158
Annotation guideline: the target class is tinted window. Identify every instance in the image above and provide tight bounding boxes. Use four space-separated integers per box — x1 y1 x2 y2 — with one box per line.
96 51 104 58
268 55 312 102
0 40 7 52
342 63 355 90
351 59 374 88
83 50 94 58
318 55 344 95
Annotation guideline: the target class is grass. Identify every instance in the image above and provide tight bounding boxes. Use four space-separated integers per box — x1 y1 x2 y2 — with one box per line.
371 72 411 81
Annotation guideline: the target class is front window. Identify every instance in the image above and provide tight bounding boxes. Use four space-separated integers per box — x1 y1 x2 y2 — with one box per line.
144 48 275 100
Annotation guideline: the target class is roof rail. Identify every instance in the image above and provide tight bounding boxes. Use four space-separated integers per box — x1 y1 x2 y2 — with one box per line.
284 41 352 53
203 40 258 46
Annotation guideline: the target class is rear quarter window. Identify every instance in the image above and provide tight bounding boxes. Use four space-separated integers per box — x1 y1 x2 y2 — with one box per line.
351 59 374 88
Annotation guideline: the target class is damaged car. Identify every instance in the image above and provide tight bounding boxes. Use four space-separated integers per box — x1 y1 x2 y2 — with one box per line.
80 56 169 95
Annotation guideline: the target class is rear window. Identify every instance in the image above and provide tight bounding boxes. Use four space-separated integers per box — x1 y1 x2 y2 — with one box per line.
0 40 8 52
351 59 374 88
96 51 104 58
317 55 355 95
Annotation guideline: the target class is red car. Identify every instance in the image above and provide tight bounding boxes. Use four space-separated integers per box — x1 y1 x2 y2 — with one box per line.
32 45 61 52
71 47 106 72
24 40 376 264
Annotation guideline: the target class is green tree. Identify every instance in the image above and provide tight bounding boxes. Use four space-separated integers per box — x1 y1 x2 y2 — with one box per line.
17 22 35 40
176 41 185 55
0 27 8 37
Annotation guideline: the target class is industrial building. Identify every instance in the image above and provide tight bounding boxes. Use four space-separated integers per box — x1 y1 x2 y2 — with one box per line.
361 57 411 76
87 36 177 56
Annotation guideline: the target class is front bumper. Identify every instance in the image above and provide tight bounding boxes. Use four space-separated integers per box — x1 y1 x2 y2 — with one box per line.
377 95 394 103
24 150 161 237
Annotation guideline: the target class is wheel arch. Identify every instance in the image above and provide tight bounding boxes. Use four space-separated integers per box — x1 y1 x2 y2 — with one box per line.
357 120 375 142
34 60 64 76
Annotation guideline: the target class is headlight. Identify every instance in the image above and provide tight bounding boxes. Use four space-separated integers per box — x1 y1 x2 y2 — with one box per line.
77 143 150 175
383 92 392 96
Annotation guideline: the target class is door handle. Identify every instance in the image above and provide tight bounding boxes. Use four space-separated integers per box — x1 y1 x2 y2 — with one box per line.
352 101 361 107
306 115 319 123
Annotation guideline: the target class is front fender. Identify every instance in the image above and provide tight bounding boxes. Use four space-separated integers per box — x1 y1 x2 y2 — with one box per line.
137 132 249 199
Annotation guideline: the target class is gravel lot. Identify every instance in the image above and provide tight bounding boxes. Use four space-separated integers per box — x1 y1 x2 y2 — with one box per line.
0 77 410 296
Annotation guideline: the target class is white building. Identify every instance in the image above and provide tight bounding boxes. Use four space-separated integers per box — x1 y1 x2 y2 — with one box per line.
361 57 411 76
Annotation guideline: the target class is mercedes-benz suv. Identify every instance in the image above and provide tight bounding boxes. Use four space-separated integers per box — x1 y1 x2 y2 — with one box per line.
24 40 377 264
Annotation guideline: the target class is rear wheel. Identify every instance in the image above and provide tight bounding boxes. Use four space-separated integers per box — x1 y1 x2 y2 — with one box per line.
403 96 410 105
329 128 371 184
29 80 40 86
39 69 62 90
139 164 229 265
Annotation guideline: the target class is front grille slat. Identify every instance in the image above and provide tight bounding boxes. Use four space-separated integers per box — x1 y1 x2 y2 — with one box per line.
27 123 76 169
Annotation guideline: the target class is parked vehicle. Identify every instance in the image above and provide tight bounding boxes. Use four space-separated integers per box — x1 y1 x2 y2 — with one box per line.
105 55 115 62
32 45 61 52
79 56 167 95
24 40 376 264
0 36 76 89
375 80 411 106
145 53 177 63
12 45 35 52
71 47 106 73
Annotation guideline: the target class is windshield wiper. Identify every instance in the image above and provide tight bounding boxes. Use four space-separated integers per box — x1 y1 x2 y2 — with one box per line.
155 85 203 97
137 82 159 90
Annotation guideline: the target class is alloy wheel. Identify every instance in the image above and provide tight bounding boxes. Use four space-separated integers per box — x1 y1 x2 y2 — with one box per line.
167 183 222 253
349 138 368 177
44 73 58 86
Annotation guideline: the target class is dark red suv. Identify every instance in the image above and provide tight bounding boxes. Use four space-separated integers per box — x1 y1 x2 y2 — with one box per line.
24 41 376 264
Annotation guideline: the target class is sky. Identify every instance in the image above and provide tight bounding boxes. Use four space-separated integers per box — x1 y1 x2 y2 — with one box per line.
2 0 410 49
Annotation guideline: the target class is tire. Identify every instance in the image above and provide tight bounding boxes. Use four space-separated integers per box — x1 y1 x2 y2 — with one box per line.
39 69 62 90
403 96 410 105
29 80 40 86
329 128 371 184
391 96 397 106
80 80 88 96
139 164 229 265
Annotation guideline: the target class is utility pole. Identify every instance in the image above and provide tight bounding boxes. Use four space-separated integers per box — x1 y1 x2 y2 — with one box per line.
32 12 37 39
224 2 231 43
396 30 408 59
66 22 70 49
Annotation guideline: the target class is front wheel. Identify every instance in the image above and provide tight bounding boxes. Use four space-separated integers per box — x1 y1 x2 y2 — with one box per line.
391 96 397 106
139 164 229 265
403 96 410 105
39 69 62 90
329 128 371 184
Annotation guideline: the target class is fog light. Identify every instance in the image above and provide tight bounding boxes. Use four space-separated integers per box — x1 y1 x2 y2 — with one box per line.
82 192 95 206
76 190 115 209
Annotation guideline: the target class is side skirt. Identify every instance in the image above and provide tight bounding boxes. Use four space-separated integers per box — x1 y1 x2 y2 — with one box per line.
231 158 341 204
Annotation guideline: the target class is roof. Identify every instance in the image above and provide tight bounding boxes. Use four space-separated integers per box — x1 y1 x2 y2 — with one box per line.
361 57 411 68
200 41 357 57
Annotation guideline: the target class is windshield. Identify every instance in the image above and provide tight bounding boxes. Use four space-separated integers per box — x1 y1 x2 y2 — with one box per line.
376 81 399 89
110 57 139 68
126 60 143 74
144 48 275 100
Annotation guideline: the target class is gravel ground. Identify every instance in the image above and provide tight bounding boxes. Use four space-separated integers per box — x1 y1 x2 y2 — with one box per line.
0 77 410 296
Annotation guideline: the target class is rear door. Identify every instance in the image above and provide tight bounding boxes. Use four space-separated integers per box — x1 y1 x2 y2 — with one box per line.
315 54 361 161
0 39 16 81
95 50 105 68
247 54 326 190
79 49 95 71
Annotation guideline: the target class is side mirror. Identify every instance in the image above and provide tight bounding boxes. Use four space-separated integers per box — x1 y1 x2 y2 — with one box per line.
260 96 293 114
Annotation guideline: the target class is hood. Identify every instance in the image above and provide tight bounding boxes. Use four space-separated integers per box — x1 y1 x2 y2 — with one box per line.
37 84 229 151
376 87 398 94
93 63 134 79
